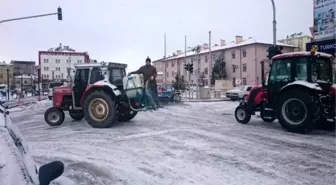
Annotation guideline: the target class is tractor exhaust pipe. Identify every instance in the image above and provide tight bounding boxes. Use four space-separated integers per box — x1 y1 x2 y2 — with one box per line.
261 60 265 86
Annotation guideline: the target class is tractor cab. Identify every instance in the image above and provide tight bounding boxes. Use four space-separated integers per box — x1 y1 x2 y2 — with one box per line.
263 51 334 106
107 62 127 90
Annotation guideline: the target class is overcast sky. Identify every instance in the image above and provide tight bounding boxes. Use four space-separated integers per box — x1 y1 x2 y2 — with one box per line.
0 0 312 72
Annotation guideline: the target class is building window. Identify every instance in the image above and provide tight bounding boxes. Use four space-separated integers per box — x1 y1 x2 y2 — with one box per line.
166 72 169 77
212 54 217 61
233 65 236 73
172 61 175 67
67 60 71 64
220 52 225 60
56 67 61 71
172 71 175 77
165 63 168 67
77 60 82 64
0 74 2 79
205 56 208 63
44 67 49 71
43 59 48 63
232 77 236 87
204 68 208 75
232 51 235 59
242 78 247 85
243 64 247 72
56 59 60 64
243 50 247 57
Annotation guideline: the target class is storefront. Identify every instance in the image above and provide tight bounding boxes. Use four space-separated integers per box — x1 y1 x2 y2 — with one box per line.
306 39 336 82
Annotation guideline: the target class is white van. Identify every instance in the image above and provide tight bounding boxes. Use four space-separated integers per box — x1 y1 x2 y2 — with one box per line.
48 82 64 100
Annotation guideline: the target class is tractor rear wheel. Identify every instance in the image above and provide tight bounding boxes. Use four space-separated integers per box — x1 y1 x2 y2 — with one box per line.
235 105 251 124
44 107 65 126
83 91 117 128
277 90 316 133
69 111 84 121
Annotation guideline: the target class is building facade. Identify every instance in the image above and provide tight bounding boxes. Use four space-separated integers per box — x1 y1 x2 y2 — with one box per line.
306 0 336 82
10 60 35 76
278 33 312 51
153 36 295 86
0 63 14 87
13 74 36 91
38 44 90 84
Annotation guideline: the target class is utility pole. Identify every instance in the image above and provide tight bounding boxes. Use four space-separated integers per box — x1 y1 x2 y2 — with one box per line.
208 31 212 87
185 35 191 99
164 33 167 84
192 46 201 99
271 0 277 46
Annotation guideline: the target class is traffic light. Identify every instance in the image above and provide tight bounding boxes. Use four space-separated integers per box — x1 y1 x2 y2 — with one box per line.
189 63 194 74
184 64 189 71
267 46 275 59
57 7 62 20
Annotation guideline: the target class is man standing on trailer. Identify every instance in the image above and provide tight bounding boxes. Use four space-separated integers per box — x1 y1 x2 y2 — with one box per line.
128 57 163 109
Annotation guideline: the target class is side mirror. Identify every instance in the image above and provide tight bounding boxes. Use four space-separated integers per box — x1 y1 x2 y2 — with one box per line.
38 161 64 185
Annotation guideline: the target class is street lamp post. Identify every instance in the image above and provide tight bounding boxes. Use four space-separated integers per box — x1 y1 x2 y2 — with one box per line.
192 45 201 99
271 0 277 46
6 69 9 100
37 68 41 101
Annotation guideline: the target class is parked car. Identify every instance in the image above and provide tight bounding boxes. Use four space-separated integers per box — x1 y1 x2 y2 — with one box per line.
0 102 65 185
225 85 253 100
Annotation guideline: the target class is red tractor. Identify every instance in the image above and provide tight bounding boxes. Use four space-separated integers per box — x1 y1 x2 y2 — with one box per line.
44 62 153 128
235 50 336 133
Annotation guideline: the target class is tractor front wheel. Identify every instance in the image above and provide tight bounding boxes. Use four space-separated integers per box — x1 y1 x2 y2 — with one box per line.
69 111 84 121
235 105 251 124
44 107 65 126
277 90 315 133
83 91 117 128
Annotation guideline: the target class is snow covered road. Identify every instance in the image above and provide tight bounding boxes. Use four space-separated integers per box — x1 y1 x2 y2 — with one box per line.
10 100 336 185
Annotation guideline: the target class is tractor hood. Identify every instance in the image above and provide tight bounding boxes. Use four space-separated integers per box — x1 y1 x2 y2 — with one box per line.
54 86 72 93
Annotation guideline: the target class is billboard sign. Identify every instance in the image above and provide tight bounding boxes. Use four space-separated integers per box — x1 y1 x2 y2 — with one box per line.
306 39 336 54
313 0 336 40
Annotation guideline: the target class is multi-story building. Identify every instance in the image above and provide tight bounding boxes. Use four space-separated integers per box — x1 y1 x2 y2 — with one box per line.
278 33 312 51
39 43 90 85
13 74 36 91
153 36 295 86
0 62 14 87
10 60 35 76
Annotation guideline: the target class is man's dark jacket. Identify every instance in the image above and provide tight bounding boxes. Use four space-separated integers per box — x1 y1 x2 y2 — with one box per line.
130 65 157 85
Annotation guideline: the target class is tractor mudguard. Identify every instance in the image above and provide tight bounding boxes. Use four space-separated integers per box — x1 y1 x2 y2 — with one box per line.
81 81 122 104
280 80 322 94
246 85 267 108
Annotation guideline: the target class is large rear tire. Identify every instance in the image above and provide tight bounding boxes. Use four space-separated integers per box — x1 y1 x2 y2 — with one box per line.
83 91 117 128
44 107 65 126
277 90 316 133
69 111 84 121
235 105 251 124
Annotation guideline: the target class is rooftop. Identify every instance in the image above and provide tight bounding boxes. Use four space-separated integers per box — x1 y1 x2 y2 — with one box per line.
10 60 35 64
153 37 296 62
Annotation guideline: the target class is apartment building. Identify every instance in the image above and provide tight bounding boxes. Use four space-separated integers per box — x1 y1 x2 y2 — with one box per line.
38 43 90 84
10 60 36 76
0 62 13 86
278 33 312 51
153 36 295 86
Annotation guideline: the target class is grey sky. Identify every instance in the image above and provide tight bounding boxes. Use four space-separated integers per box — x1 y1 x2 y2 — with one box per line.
0 0 312 72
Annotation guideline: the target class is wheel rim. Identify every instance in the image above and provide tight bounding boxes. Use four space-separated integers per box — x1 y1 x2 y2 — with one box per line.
47 111 60 123
281 98 307 125
88 98 109 121
237 108 246 120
